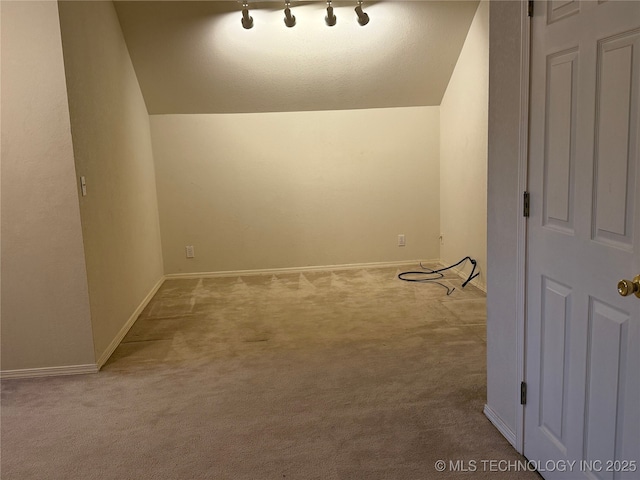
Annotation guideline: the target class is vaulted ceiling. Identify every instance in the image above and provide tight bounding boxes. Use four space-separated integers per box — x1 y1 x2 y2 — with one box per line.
113 1 479 114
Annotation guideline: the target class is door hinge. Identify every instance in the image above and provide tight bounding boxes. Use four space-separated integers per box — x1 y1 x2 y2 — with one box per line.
523 191 530 217
528 0 534 17
521 381 527 405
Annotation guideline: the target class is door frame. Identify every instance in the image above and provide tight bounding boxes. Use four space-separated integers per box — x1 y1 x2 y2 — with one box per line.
484 0 531 455
516 0 532 454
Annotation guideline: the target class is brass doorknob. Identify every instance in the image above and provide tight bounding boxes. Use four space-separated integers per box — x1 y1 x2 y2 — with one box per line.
617 275 640 298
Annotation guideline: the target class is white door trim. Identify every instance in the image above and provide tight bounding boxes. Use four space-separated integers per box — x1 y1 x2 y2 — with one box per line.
515 0 532 454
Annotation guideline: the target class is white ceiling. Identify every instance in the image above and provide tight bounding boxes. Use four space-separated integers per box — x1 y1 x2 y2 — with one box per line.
113 1 479 114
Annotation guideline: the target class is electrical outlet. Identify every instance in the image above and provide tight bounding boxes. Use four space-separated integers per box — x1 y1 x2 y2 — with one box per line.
185 245 195 258
398 234 406 247
439 233 444 245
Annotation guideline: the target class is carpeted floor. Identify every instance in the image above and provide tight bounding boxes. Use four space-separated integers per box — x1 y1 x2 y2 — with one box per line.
1 264 541 479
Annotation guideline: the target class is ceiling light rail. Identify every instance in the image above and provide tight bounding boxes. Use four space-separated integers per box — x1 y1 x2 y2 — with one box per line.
239 1 370 29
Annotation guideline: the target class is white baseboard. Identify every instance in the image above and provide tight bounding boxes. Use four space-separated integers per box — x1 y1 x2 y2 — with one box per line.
0 363 99 380
95 275 165 369
1 276 166 379
484 403 518 451
164 260 438 279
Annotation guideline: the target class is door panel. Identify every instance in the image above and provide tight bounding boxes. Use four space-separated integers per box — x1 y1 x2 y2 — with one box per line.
539 276 572 452
547 0 579 25
544 48 578 232
526 1 640 479
593 30 639 248
584 298 630 474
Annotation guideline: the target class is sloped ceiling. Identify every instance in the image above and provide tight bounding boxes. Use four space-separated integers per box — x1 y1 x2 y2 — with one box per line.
113 1 479 114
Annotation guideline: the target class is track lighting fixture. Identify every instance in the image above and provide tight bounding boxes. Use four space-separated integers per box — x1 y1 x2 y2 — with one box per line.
284 1 296 27
325 0 337 26
355 1 369 26
237 0 371 29
241 1 253 29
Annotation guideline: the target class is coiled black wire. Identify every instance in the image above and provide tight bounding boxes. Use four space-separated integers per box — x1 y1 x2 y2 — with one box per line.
398 256 479 296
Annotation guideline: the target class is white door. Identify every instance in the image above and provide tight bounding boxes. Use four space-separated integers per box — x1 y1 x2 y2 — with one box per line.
525 1 640 479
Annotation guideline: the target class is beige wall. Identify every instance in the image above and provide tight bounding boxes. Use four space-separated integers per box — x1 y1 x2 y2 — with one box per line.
0 1 95 371
439 0 489 290
58 1 164 363
151 107 440 274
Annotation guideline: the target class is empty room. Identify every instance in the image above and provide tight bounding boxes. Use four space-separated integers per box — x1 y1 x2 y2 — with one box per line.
6 0 637 479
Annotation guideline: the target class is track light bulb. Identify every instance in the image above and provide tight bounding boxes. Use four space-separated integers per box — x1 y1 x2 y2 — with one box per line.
325 1 337 26
355 3 369 26
284 5 296 27
241 2 253 29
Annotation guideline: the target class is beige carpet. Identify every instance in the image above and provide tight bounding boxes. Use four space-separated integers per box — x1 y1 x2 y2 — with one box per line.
1 264 540 479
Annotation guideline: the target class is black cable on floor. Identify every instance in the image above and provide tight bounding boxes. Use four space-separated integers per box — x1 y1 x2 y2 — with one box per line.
398 256 479 296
